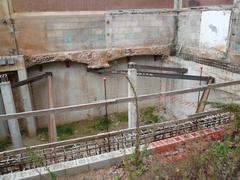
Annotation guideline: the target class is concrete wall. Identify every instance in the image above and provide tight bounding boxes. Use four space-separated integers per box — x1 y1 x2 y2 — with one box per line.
105 10 176 48
28 56 165 127
14 13 106 55
163 56 240 118
178 11 201 48
178 9 232 60
229 3 240 63
0 9 176 56
182 0 233 7
28 54 240 126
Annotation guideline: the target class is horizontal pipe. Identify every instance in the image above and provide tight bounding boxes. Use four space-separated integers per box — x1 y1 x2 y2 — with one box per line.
0 80 239 121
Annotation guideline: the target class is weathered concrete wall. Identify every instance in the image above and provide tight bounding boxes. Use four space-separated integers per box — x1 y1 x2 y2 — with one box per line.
14 13 106 55
0 0 16 56
177 9 232 60
0 9 175 58
182 0 233 7
163 56 240 118
28 56 166 127
178 11 201 49
105 10 176 48
228 3 240 64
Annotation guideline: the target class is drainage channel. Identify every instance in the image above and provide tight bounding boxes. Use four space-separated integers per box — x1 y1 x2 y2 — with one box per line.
0 111 232 175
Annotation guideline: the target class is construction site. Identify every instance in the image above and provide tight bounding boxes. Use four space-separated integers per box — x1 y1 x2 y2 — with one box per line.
0 0 240 179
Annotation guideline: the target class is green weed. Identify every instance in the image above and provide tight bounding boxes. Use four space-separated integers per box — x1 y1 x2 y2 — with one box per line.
0 139 11 151
89 116 111 131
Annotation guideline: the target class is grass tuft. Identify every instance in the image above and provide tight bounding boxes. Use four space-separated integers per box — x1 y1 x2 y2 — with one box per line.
0 139 11 151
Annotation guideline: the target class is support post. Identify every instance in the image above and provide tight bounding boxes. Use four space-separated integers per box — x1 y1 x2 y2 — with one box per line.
196 78 215 113
0 82 23 149
128 62 137 128
174 0 182 9
234 0 240 5
0 90 9 138
47 75 57 142
17 69 37 137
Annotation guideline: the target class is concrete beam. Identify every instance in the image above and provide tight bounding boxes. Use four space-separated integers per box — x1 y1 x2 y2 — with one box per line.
0 56 25 73
128 62 137 128
0 82 23 149
24 46 170 69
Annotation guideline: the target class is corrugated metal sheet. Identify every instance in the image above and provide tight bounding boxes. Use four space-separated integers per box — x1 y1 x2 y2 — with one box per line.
11 0 174 12
182 0 233 7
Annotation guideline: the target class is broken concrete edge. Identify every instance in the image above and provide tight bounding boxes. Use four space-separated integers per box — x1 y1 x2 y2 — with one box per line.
23 46 171 69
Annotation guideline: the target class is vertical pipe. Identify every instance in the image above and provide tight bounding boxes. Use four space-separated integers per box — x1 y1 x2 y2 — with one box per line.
198 67 203 103
128 62 137 128
103 77 109 133
0 82 23 149
103 77 111 152
47 75 57 142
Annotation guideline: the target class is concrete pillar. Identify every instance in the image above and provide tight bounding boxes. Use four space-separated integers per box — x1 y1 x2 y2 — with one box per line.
0 82 23 149
47 75 57 142
128 62 137 128
17 69 37 137
234 0 240 5
0 90 9 139
174 0 182 9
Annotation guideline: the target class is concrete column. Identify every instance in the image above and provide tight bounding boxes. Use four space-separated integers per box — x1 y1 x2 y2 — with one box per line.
234 0 240 5
0 91 9 138
48 75 57 142
174 0 182 9
17 69 37 137
0 82 23 149
128 62 137 128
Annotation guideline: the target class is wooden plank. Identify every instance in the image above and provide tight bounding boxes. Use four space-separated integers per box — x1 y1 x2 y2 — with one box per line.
196 78 215 113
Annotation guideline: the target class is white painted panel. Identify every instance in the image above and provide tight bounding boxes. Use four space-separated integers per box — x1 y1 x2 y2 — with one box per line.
199 10 231 52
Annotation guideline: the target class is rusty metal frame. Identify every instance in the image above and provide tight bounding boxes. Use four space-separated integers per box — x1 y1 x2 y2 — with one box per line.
92 69 214 82
11 72 52 88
